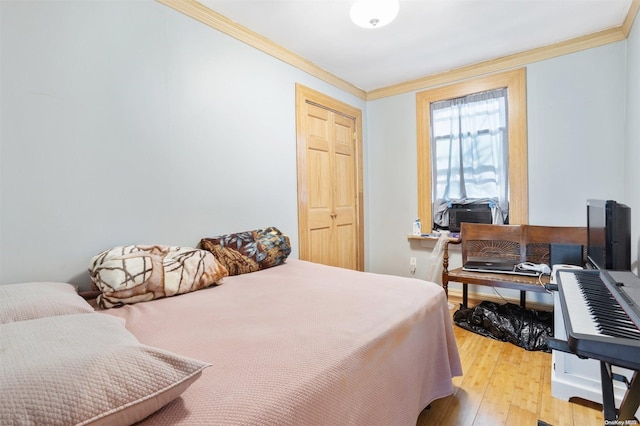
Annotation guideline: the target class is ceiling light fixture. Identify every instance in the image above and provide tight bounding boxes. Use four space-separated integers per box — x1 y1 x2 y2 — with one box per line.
350 0 400 29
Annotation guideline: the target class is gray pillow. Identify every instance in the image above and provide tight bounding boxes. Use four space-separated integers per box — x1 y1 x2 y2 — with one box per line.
0 282 94 324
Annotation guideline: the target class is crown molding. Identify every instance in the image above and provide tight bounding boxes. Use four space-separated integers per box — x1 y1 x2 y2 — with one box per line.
623 0 640 37
367 26 627 100
157 0 367 100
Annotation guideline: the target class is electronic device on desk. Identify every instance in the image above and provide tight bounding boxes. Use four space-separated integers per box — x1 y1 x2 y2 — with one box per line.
587 199 631 270
462 259 546 277
448 203 492 233
548 241 584 284
550 264 583 284
515 262 550 275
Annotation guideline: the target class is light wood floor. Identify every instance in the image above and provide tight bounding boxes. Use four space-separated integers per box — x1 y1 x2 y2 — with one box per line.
416 296 605 426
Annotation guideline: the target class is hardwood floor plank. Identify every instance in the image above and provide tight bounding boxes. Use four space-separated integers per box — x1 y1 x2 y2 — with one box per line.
506 404 540 425
473 342 520 424
538 359 577 425
511 350 547 414
571 399 605 426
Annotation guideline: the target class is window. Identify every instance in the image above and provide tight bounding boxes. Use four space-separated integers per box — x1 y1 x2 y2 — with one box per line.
431 88 509 227
416 68 528 231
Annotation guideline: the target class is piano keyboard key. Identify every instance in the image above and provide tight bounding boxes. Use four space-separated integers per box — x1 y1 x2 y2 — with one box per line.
558 270 640 340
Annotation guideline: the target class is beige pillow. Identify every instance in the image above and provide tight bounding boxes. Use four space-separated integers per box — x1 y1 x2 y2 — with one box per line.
89 245 228 308
0 313 210 425
0 281 94 324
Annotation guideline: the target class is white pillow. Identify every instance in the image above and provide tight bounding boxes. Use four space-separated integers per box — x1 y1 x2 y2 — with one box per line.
0 281 94 324
0 313 210 425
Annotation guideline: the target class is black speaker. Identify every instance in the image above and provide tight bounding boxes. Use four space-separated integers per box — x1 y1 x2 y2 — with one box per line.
550 243 583 267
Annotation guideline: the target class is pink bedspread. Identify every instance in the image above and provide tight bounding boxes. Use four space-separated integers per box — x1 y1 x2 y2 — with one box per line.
100 259 462 425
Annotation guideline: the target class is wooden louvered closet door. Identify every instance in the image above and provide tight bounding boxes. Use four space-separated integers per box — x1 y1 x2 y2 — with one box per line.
295 84 363 271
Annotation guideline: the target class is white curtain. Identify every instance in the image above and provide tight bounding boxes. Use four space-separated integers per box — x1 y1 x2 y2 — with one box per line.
430 88 509 228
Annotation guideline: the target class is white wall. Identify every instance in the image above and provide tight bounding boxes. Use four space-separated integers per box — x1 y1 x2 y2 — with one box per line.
365 92 418 277
625 16 640 273
367 41 628 305
0 1 365 289
527 43 627 225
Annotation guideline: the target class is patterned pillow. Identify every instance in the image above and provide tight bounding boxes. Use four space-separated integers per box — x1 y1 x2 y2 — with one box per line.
200 227 291 275
89 245 228 308
0 282 94 324
0 313 209 425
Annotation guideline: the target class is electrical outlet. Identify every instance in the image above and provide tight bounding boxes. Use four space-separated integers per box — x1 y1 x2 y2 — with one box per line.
410 257 417 275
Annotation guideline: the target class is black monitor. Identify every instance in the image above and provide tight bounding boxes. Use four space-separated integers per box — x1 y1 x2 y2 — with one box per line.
586 199 631 270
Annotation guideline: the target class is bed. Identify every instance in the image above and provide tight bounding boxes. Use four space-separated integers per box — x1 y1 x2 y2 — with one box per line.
1 232 461 426
100 259 461 425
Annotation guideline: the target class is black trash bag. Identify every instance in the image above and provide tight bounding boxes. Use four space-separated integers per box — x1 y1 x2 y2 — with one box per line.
453 301 553 351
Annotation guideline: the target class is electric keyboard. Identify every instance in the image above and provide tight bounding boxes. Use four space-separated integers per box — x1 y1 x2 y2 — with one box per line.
554 269 640 421
557 269 640 371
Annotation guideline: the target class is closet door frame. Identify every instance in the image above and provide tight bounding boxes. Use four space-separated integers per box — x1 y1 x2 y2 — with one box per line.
295 84 364 271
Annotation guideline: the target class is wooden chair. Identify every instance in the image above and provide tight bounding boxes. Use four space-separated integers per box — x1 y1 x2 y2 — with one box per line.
442 223 587 309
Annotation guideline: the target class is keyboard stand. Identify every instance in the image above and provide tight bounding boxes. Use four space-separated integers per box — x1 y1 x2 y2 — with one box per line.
602 364 640 422
549 337 640 422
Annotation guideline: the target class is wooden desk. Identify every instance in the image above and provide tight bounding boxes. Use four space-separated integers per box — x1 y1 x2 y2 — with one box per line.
442 223 586 309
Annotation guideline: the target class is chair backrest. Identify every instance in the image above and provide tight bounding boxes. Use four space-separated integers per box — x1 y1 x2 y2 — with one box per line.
523 225 587 264
458 222 588 265
459 223 524 264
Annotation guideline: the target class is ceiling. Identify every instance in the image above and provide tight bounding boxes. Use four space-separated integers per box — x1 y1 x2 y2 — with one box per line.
196 0 634 94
